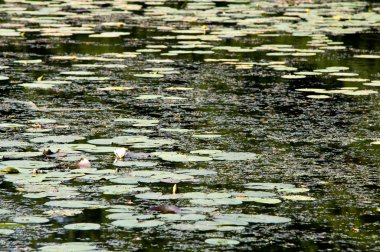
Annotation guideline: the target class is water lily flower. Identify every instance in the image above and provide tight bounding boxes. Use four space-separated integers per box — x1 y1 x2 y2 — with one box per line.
114 147 127 162
76 157 91 168
202 25 208 35
172 184 178 195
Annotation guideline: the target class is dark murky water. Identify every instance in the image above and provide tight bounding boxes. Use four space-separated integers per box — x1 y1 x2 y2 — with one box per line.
0 0 380 251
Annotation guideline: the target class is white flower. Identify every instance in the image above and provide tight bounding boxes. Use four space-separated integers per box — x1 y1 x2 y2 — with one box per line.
76 157 91 168
114 147 127 162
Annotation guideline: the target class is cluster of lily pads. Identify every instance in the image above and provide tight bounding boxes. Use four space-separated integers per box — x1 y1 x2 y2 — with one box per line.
0 0 379 250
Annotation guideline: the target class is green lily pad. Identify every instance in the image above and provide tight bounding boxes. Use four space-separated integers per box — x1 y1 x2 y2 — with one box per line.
217 226 245 232
245 183 295 190
97 86 133 91
134 73 164 78
111 219 164 228
0 209 11 215
160 128 192 133
0 223 22 228
190 198 242 206
0 229 15 235
113 161 158 168
44 200 104 209
307 95 330 99
182 192 208 199
234 191 277 198
0 151 41 159
205 238 240 246
20 83 54 89
60 71 94 76
0 123 26 128
239 197 281 204
176 169 217 176
354 54 380 59
281 195 316 201
243 214 291 224
106 213 137 220
107 205 135 213
39 242 98 252
13 216 49 224
337 78 370 82
0 140 29 148
28 119 57 124
294 71 322 76
281 74 306 79
109 177 139 184
30 135 85 143
87 138 114 145
64 223 101 230
43 209 83 217
99 185 150 195
210 152 257 161
207 192 231 199
1 160 57 169
1 167 20 174
89 32 130 38
153 152 212 162
190 149 222 155
278 188 310 193
192 134 222 139
172 221 218 231
3 173 47 184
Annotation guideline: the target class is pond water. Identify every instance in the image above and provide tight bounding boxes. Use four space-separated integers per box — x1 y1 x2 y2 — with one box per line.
0 0 380 251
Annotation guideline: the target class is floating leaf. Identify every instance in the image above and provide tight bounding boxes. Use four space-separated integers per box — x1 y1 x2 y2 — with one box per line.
1 160 57 169
243 214 291 224
278 188 310 193
109 177 139 185
153 152 212 162
210 152 257 161
39 242 98 252
113 161 158 168
0 123 26 128
281 195 316 201
245 183 295 190
111 219 164 228
192 134 221 139
13 216 49 224
205 238 240 246
30 135 85 143
64 223 101 230
43 209 83 217
307 95 330 99
239 197 281 204
281 74 306 79
0 167 20 174
0 229 15 235
0 209 11 215
44 200 104 209
172 221 218 231
354 54 380 59
29 119 57 124
337 78 369 82
99 185 150 195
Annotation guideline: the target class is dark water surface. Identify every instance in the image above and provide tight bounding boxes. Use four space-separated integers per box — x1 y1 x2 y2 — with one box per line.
0 0 379 251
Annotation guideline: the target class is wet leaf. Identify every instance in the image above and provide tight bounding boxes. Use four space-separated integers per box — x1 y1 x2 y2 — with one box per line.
64 223 101 230
205 238 240 246
39 242 98 252
13 216 49 224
